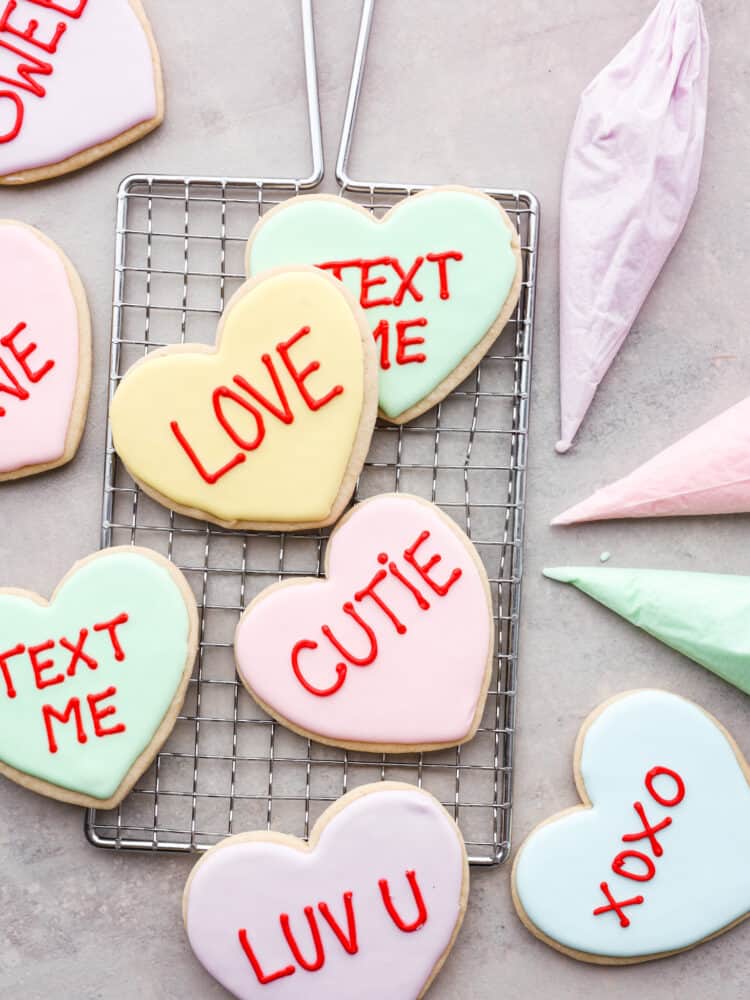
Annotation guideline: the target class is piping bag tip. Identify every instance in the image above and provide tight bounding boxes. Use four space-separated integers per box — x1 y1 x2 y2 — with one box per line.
555 439 572 455
543 567 578 583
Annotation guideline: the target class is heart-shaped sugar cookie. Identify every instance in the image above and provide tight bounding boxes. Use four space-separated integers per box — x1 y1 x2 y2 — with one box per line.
183 782 469 1000
235 494 493 751
0 0 163 185
111 268 378 531
0 220 91 481
0 546 198 807
512 690 750 963
246 187 522 423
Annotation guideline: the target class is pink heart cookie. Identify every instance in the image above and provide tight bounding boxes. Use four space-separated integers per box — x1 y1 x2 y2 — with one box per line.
235 494 494 752
183 782 469 1000
0 220 91 481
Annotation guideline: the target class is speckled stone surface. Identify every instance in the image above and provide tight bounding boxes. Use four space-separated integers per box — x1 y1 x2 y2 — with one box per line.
0 1 748 996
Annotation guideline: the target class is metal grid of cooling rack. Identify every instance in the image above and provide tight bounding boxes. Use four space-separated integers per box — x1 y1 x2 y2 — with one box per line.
85 0 539 866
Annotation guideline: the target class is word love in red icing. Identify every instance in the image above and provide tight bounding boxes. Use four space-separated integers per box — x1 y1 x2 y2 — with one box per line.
0 320 54 417
318 252 464 370
0 0 88 144
238 869 428 986
171 325 345 486
292 529 462 698
593 766 686 929
0 612 129 753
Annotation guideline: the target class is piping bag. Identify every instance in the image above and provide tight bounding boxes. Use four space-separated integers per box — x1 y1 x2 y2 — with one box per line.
557 0 709 454
545 566 750 696
553 396 750 524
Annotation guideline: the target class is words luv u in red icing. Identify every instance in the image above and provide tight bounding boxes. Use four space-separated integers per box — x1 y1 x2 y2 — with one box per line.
291 530 463 697
0 320 55 417
237 869 428 986
0 612 130 753
171 325 345 487
0 0 89 145
318 252 464 370
592 766 686 928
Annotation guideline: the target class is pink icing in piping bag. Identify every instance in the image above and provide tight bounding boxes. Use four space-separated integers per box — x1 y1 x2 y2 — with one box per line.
553 396 750 525
556 0 709 454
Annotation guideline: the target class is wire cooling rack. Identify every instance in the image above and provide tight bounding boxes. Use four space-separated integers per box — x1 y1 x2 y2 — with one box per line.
85 0 539 866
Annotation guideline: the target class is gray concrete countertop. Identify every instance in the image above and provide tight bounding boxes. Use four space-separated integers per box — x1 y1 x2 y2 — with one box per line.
0 1 748 996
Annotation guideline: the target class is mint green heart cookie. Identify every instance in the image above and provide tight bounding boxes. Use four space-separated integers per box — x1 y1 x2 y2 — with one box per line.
0 547 197 807
246 187 521 422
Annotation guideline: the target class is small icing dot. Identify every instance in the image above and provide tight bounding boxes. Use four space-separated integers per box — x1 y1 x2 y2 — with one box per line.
377 553 388 564
600 552 611 563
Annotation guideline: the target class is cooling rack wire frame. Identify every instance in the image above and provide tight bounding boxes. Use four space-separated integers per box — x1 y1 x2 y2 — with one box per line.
85 0 539 866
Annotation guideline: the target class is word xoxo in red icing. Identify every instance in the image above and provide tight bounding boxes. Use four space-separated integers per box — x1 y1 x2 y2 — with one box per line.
238 869 427 986
292 529 462 697
0 0 88 144
0 612 129 753
318 252 464 370
0 320 54 417
171 325 344 486
592 766 686 928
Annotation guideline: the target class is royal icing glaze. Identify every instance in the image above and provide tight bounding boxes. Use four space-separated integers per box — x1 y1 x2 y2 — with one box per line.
235 494 493 749
0 220 88 477
246 189 521 421
110 269 376 528
512 690 750 961
0 548 196 804
184 783 468 1000
0 0 161 180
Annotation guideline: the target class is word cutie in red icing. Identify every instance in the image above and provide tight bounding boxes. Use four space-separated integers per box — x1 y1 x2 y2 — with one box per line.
237 869 428 986
592 766 686 928
318 252 464 370
0 611 130 753
292 529 463 697
0 0 89 144
0 320 54 417
171 324 345 486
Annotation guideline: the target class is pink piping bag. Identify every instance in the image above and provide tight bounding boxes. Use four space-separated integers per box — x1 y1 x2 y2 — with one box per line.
557 0 709 454
553 396 750 525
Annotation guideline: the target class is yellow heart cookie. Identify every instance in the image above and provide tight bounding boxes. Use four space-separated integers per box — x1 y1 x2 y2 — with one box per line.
111 268 377 530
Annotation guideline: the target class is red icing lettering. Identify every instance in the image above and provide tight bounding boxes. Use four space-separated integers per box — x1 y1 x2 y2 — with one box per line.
42 695 87 753
233 360 294 424
1 321 54 382
171 420 246 485
280 907 325 973
372 319 391 370
359 257 393 309
60 628 97 677
213 386 265 452
354 567 406 635
0 1 67 53
593 882 644 928
379 871 428 933
237 929 295 986
426 251 463 300
611 850 656 883
291 639 346 699
0 37 52 97
87 686 125 739
27 0 87 15
318 893 358 956
391 257 424 307
395 318 427 366
277 326 344 413
403 531 462 597
645 766 685 808
0 642 23 698
29 638 63 690
93 612 129 662
321 602 378 667
622 801 672 858
386 556 430 610
0 88 22 142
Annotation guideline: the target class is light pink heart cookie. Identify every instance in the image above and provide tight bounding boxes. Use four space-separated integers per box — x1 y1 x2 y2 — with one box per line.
0 220 91 481
183 783 469 1000
235 494 494 752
